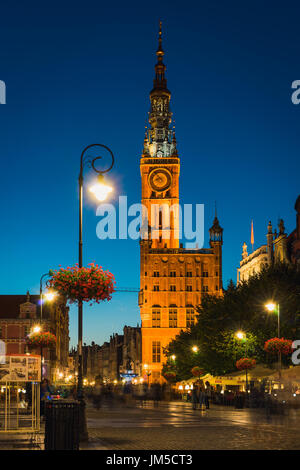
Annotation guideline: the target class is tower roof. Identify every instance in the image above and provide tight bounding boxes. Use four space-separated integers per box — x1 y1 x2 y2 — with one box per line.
150 21 170 97
143 22 177 158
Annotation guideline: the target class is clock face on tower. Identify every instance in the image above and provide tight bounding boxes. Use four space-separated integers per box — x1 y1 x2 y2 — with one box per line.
149 168 172 192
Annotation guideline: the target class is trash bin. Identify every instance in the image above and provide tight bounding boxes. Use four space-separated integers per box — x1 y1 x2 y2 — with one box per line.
45 400 80 450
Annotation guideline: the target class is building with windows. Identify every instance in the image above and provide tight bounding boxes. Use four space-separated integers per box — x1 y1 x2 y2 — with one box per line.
237 195 300 283
139 26 223 383
0 291 69 381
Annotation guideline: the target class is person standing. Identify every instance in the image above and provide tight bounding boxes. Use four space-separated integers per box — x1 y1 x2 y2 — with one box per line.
204 387 210 410
198 386 206 410
40 378 51 418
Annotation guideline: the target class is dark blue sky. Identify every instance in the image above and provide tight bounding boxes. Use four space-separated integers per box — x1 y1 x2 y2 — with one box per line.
1 0 299 347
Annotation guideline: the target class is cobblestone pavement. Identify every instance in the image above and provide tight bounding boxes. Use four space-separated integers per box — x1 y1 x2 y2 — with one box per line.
85 401 300 450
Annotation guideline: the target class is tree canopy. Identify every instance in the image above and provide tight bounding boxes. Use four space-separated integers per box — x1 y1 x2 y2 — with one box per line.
163 263 300 380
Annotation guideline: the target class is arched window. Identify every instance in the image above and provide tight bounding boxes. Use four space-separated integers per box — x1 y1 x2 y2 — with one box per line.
169 307 177 328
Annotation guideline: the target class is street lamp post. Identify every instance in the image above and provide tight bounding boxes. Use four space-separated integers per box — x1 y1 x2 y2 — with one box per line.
39 271 55 380
77 144 114 440
236 331 249 394
265 302 281 381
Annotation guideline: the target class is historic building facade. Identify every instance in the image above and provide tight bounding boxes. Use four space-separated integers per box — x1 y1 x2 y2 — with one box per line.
0 292 69 381
139 26 223 383
71 325 142 383
237 195 300 283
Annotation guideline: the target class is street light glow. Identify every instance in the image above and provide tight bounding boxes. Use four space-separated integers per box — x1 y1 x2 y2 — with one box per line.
171 354 176 360
236 331 245 340
265 302 276 312
89 176 113 202
44 291 56 301
32 325 41 333
192 346 198 352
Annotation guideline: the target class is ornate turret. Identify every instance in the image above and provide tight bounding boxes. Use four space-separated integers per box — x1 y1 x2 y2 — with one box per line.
209 216 223 245
242 242 248 259
278 218 285 235
266 220 274 264
144 22 177 158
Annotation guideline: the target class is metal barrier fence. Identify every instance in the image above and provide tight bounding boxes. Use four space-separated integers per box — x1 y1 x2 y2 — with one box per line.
0 382 40 432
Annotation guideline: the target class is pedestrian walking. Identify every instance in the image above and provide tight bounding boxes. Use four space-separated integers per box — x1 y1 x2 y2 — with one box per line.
204 388 210 409
191 386 198 410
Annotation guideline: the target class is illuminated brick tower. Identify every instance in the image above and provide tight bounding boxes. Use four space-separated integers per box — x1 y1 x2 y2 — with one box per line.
139 24 223 383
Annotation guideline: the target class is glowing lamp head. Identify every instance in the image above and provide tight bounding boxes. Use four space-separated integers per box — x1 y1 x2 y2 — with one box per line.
171 355 176 361
192 346 198 353
44 291 56 301
143 364 148 370
236 331 245 340
89 175 113 202
265 302 276 312
32 325 41 334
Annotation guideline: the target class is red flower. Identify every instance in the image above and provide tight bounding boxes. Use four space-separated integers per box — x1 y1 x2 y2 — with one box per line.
191 366 204 377
236 358 256 371
264 338 293 355
26 331 56 348
47 265 115 305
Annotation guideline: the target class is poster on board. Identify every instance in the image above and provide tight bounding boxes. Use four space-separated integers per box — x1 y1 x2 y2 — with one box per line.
0 355 41 382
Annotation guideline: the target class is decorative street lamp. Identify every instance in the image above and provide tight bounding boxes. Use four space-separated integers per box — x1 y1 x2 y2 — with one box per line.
40 271 55 322
235 330 249 394
265 302 281 380
77 144 115 440
192 346 198 353
38 271 56 379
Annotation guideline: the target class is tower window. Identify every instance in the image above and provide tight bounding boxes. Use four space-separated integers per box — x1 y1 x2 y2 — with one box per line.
153 285 159 292
186 285 192 292
153 271 160 277
169 309 178 328
202 285 209 292
152 341 161 363
152 309 161 328
170 271 176 277
170 285 176 292
186 308 195 327
186 272 192 277
202 271 209 277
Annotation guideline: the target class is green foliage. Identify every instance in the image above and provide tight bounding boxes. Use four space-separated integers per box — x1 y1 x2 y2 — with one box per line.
164 263 300 380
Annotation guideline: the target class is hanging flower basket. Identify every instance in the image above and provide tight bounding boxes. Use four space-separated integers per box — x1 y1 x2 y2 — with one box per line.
26 331 57 348
236 358 256 371
163 371 177 382
47 263 115 304
191 366 204 377
264 338 293 356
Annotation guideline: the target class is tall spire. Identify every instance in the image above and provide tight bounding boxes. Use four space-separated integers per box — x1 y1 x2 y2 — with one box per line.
144 22 177 158
152 21 168 93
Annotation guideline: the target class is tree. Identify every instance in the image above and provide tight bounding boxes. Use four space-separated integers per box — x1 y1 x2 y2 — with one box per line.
164 263 300 380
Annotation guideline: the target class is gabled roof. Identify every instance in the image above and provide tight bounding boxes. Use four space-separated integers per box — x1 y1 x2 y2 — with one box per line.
0 294 52 320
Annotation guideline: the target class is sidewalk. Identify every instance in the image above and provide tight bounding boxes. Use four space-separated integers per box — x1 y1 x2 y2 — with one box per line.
0 431 44 450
